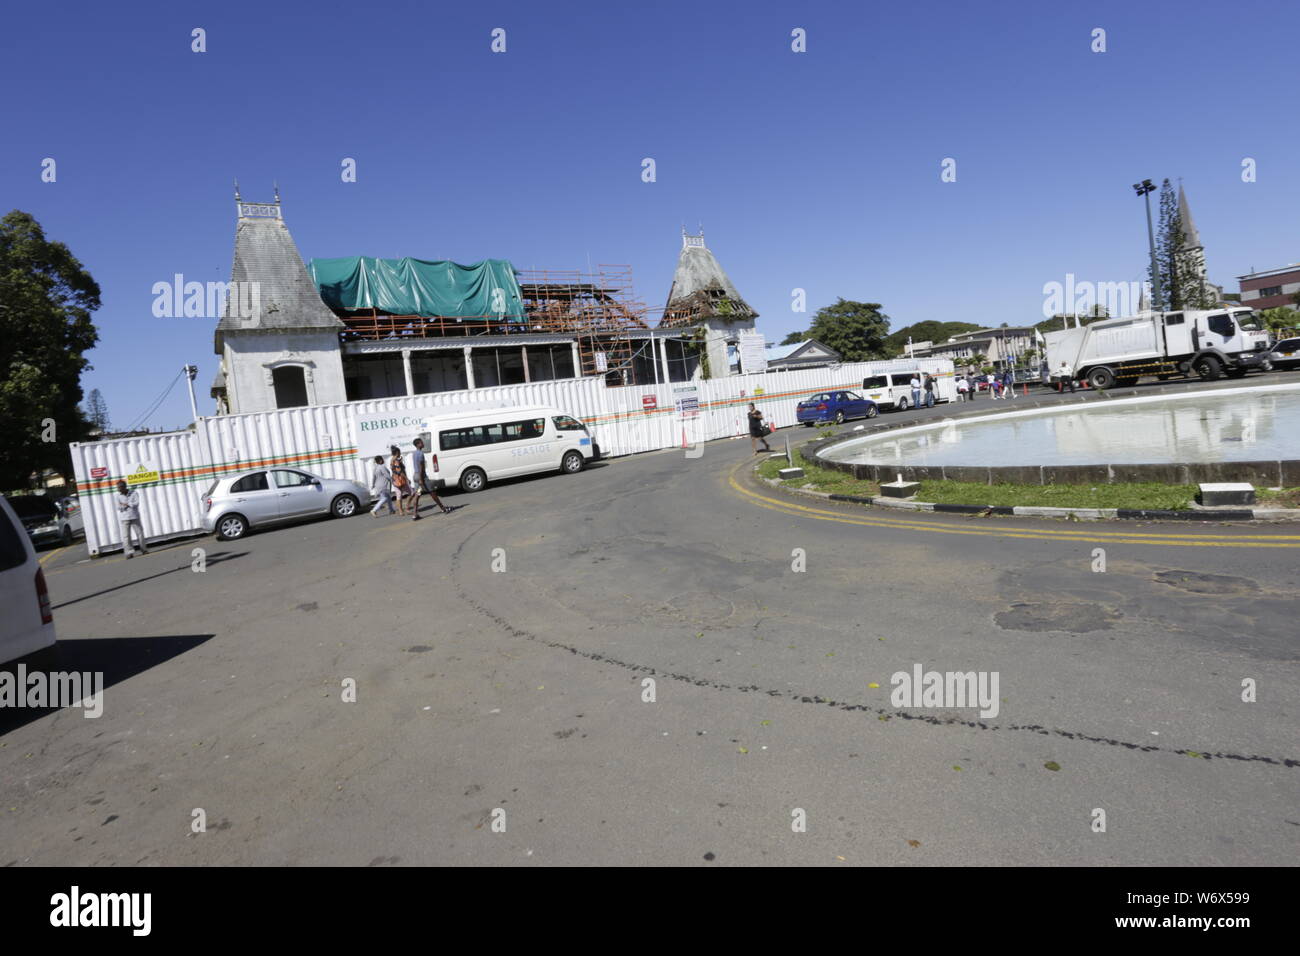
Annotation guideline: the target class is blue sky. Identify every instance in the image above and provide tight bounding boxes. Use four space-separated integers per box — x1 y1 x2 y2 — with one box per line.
3 0 1296 429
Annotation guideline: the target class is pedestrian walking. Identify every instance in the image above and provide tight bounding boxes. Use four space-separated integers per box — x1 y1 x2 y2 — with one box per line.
369 455 395 517
923 374 936 408
389 445 411 516
1057 362 1076 393
115 479 149 557
747 403 772 454
1002 368 1016 399
409 437 451 520
909 375 921 410
988 372 1000 399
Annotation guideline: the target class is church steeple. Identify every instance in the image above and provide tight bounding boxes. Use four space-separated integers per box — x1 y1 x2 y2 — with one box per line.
1177 184 1202 252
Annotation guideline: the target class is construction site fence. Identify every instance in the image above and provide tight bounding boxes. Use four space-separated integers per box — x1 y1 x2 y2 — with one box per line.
69 358 954 555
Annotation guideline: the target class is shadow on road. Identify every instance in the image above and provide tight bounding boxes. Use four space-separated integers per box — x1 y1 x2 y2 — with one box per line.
0 633 216 735
51 551 248 610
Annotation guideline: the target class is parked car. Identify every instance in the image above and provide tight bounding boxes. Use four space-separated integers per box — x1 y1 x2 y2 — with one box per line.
796 390 879 426
7 494 83 548
201 467 368 540
1266 336 1300 370
0 494 56 665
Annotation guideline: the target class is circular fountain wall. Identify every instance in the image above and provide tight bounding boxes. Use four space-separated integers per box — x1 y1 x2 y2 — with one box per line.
817 384 1300 487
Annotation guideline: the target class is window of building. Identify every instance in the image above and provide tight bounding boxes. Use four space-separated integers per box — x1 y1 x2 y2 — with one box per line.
272 365 309 408
1259 286 1282 297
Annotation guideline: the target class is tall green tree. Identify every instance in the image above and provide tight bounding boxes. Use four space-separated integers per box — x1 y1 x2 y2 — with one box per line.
84 387 110 432
780 329 810 346
0 210 101 489
795 298 890 361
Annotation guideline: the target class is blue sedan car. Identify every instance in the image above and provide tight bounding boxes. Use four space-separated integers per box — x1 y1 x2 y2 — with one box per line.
796 390 879 426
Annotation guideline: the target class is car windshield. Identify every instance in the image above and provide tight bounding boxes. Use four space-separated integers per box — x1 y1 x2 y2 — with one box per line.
8 497 55 519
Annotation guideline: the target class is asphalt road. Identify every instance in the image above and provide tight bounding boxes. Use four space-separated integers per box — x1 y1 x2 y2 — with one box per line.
3 378 1298 866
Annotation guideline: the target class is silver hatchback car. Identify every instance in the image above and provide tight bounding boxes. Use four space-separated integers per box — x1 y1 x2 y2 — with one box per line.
201 467 368 540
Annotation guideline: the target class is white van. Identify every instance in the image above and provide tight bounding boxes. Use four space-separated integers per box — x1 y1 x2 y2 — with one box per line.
861 371 924 410
0 494 56 665
428 405 598 493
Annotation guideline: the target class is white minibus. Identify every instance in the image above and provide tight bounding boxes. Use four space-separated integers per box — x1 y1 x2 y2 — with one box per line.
427 405 598 493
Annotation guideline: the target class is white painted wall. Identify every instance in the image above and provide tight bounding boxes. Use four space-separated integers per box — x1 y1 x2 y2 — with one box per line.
222 330 348 414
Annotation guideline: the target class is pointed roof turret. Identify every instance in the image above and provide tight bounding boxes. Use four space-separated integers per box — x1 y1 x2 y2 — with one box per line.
214 191 343 353
660 230 757 328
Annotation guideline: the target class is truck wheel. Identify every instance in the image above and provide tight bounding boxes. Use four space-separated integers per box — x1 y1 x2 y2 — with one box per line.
1194 356 1223 381
1087 367 1116 389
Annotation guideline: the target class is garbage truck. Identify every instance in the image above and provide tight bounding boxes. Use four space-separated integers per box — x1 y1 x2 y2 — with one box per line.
1043 308 1272 389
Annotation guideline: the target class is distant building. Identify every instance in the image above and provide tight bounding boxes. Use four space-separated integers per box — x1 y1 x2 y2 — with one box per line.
1237 262 1300 311
765 339 841 371
907 327 1038 366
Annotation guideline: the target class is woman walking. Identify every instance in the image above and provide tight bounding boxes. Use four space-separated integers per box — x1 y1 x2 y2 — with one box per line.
389 445 411 516
748 403 772 454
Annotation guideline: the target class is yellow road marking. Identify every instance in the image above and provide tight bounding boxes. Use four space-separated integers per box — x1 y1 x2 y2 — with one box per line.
38 546 68 566
729 462 1300 548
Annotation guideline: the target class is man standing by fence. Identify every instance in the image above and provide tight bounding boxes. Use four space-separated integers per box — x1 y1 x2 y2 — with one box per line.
115 479 149 557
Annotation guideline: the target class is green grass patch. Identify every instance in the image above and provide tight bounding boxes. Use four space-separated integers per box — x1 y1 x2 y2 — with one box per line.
1256 487 1300 508
758 444 1198 509
915 480 1197 510
757 448 880 497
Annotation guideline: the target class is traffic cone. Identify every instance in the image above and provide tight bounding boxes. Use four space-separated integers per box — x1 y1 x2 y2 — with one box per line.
681 427 688 448
1022 383 1028 396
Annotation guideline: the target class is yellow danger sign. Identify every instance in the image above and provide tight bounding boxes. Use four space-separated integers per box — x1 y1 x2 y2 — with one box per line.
125 464 161 485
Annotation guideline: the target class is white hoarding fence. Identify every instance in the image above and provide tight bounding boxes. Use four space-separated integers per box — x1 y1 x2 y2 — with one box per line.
69 361 904 554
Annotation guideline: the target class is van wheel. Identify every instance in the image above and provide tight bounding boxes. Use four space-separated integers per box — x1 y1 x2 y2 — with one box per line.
896 397 909 411
460 468 487 492
1194 356 1223 381
1087 367 1116 389
331 494 359 518
217 514 248 540
561 451 585 474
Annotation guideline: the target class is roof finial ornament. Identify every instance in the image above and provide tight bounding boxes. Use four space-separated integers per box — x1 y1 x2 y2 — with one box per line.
273 181 280 203
698 221 704 241
681 223 687 237
234 179 241 201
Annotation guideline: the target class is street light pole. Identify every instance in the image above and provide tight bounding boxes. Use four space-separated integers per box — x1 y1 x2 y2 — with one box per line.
183 364 200 421
1133 179 1163 311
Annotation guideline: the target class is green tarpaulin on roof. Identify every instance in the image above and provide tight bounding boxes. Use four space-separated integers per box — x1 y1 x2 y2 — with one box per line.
309 257 526 320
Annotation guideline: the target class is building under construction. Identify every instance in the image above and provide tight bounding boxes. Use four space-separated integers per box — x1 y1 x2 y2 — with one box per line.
212 192 759 415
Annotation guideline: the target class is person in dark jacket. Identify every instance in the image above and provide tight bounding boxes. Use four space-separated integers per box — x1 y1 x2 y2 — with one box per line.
748 403 772 454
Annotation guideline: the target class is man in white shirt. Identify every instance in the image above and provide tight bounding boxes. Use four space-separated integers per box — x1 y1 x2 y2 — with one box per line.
115 479 149 557
909 376 921 410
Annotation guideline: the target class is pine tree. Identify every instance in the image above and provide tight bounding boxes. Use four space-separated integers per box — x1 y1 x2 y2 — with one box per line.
1152 179 1182 310
85 388 109 431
